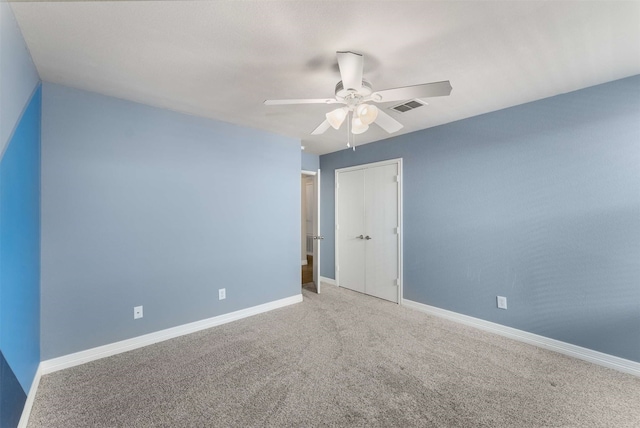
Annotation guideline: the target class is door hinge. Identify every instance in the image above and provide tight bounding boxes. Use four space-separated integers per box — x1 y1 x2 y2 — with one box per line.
395 227 400 234
395 278 400 286
336 224 340 230
336 182 340 189
395 175 400 183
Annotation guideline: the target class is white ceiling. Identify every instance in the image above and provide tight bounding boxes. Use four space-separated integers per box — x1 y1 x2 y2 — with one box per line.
10 0 640 155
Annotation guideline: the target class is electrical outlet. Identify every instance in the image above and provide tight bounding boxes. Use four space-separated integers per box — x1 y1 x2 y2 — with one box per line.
134 305 143 319
497 296 507 310
219 288 226 300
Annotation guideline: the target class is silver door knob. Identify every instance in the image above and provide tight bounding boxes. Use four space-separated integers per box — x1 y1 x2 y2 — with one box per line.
356 235 364 239
365 235 372 240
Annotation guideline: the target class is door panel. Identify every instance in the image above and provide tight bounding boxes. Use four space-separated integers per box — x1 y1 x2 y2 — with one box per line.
364 164 399 303
337 169 365 293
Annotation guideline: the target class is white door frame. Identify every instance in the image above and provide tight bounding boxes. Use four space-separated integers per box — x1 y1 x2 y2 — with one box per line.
335 158 403 304
302 169 321 293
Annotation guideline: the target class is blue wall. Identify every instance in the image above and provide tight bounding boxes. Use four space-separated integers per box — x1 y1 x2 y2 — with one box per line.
41 83 301 360
0 86 41 427
301 151 319 171
0 4 41 427
320 75 640 362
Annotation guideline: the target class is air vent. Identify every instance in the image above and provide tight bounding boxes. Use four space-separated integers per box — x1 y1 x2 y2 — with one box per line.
389 99 427 113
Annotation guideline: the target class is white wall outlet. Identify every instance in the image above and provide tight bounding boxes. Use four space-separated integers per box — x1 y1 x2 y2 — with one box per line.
218 288 226 300
134 305 143 319
497 296 507 310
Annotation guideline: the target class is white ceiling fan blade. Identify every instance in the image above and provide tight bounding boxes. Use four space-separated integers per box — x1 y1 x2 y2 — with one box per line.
264 98 338 106
374 110 404 134
311 119 331 135
371 81 452 103
336 51 363 91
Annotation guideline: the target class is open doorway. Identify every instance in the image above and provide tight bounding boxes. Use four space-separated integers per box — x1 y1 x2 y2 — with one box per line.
301 170 321 293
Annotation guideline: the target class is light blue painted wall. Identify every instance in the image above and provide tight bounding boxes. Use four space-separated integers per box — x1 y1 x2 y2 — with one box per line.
320 75 640 362
301 151 319 171
0 3 40 155
0 86 41 392
41 83 301 360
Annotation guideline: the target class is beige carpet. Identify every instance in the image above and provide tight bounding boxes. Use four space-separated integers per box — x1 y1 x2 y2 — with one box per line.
28 285 640 427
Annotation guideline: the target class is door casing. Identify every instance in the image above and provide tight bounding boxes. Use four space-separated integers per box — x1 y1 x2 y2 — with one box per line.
302 169 321 293
335 158 403 304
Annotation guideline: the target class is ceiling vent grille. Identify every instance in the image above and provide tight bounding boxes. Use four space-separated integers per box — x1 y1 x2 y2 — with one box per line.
389 99 427 113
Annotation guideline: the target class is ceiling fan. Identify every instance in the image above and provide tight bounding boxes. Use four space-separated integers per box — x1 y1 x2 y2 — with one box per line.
264 51 452 138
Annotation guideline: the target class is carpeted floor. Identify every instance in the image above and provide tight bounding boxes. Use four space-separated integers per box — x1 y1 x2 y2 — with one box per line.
28 285 640 427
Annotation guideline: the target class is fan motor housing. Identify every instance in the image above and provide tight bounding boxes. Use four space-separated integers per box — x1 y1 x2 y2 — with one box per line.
335 79 373 103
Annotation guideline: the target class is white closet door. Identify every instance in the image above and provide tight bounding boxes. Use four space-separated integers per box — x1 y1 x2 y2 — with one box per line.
364 163 399 303
337 169 365 293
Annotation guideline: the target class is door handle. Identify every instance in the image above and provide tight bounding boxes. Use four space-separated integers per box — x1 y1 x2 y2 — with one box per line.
365 235 372 240
313 236 324 240
356 235 364 239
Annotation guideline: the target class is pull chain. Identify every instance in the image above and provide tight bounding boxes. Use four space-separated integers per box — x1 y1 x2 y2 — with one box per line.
351 110 356 151
345 110 356 151
346 111 351 148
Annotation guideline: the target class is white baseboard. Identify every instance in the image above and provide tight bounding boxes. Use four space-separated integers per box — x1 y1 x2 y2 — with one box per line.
320 276 336 286
41 294 303 375
403 299 640 377
301 259 308 266
18 363 42 428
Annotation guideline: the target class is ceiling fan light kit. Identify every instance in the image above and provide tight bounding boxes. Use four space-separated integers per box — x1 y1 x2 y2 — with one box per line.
326 107 348 130
356 104 378 125
351 116 369 134
264 51 452 147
